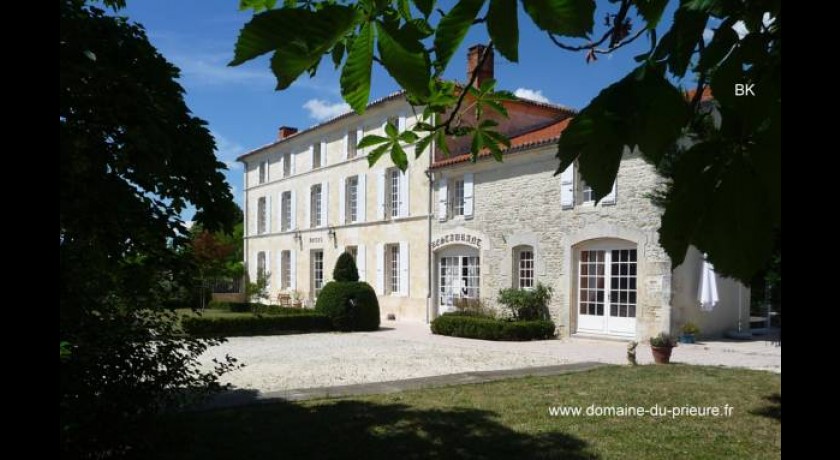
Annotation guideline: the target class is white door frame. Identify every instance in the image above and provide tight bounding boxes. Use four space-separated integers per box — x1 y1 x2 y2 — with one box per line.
576 242 638 337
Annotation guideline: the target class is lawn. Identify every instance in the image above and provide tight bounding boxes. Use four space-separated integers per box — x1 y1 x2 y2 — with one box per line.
149 365 780 459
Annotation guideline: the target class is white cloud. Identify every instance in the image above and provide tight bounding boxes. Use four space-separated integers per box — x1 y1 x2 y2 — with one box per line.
212 131 245 170
514 88 550 104
303 99 352 121
168 52 275 87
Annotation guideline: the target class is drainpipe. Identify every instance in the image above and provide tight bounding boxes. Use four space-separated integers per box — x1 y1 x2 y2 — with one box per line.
240 160 248 299
425 138 435 324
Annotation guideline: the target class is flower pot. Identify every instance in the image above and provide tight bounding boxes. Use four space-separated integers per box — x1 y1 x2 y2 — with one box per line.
679 334 696 344
651 346 674 364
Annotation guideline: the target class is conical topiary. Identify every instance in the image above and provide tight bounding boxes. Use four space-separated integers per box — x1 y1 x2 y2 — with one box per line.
333 251 360 282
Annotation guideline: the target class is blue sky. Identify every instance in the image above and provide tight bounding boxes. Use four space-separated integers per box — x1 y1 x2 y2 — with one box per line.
122 1 682 218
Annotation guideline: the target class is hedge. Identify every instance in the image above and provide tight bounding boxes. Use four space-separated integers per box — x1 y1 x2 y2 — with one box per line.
181 313 332 337
430 314 556 341
206 301 313 315
315 281 380 331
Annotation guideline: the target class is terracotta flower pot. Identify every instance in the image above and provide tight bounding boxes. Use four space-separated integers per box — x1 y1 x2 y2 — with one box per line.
651 346 674 364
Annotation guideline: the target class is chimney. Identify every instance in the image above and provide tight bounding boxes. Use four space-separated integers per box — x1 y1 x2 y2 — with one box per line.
278 125 298 140
466 44 494 88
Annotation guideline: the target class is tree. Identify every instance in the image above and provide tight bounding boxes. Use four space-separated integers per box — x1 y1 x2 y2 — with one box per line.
230 0 780 283
60 0 240 456
188 209 246 309
333 252 360 282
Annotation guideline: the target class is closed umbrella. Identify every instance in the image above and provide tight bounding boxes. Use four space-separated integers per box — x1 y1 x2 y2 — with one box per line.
698 254 719 311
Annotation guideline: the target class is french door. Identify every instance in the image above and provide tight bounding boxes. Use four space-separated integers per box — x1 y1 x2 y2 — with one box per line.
438 255 480 313
577 248 637 336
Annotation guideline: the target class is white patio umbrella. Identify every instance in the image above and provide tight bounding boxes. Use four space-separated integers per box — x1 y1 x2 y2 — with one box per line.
698 254 719 311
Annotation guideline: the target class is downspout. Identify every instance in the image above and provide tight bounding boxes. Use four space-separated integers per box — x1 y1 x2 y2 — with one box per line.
425 137 434 324
240 160 248 297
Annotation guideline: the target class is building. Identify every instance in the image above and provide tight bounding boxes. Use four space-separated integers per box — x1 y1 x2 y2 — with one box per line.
238 45 749 339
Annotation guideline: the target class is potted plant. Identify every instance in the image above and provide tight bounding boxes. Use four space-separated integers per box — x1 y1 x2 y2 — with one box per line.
650 332 677 364
679 322 700 344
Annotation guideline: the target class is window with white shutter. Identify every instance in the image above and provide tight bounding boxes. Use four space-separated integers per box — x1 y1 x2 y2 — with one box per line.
437 178 448 221
560 163 575 210
463 173 474 218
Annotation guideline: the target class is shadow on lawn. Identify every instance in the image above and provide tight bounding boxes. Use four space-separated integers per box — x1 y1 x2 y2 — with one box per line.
750 393 781 421
151 399 597 459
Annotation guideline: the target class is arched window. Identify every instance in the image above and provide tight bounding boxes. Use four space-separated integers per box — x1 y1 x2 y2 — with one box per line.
514 246 535 289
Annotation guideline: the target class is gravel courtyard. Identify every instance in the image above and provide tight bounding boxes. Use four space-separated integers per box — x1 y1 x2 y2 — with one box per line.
201 321 781 394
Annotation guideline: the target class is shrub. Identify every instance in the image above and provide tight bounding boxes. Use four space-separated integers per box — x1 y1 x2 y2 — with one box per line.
497 283 553 321
182 313 332 336
452 297 494 318
229 302 252 313
333 252 360 282
431 314 556 341
315 281 380 331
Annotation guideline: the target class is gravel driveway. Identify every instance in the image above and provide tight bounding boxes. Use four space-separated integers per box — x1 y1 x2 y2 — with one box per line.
201 321 781 394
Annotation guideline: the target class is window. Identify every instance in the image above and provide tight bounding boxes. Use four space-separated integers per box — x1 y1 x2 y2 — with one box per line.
451 179 465 216
581 179 594 204
283 152 291 177
346 176 358 223
257 251 267 281
312 143 322 169
281 250 291 289
257 197 267 234
258 160 268 184
387 115 399 129
312 250 324 296
347 130 357 159
461 256 480 299
311 184 322 228
281 191 292 231
388 168 400 218
516 248 535 289
386 244 400 294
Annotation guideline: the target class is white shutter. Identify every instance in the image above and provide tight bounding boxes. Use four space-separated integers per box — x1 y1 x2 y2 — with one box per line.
342 132 349 161
308 145 314 169
398 113 406 131
290 251 297 290
266 195 272 232
602 179 617 205
321 181 329 227
278 154 284 177
290 190 297 229
356 127 364 156
265 251 271 289
290 152 296 174
249 198 256 235
375 243 385 294
304 186 311 228
357 244 366 281
399 169 409 217
320 140 327 166
376 169 386 220
437 178 448 221
560 163 575 209
278 192 284 231
463 173 474 218
399 241 409 296
277 251 283 288
338 177 346 224
357 173 366 223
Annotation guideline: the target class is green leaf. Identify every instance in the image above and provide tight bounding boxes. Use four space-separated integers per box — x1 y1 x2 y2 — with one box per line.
399 130 420 143
413 0 435 17
522 0 595 38
376 22 432 99
487 0 519 62
230 5 357 66
390 142 409 170
331 41 345 69
358 134 389 148
434 0 486 72
366 143 391 166
654 7 708 77
385 121 398 138
635 0 669 29
697 20 737 72
556 64 689 201
239 0 277 12
341 22 375 113
414 133 434 157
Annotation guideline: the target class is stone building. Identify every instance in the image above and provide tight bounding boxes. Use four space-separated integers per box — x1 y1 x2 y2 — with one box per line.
238 45 750 339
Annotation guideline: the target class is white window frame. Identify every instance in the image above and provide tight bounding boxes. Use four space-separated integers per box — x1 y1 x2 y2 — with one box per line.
257 197 267 234
281 250 291 290
311 184 322 228
312 249 324 297
451 178 465 216
281 191 292 231
258 160 268 184
346 176 358 223
388 168 400 219
347 130 357 159
580 179 595 204
517 247 535 289
283 152 291 177
257 251 267 279
387 244 400 295
312 143 322 169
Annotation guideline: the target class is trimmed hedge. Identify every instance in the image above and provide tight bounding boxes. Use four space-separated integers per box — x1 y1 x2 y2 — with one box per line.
315 281 380 331
431 314 556 341
181 313 332 337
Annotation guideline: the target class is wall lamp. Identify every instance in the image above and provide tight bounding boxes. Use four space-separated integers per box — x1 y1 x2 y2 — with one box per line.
327 226 337 243
293 231 302 244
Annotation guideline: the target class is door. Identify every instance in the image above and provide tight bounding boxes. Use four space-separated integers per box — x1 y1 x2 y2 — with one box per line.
311 250 324 301
577 248 637 336
438 254 480 313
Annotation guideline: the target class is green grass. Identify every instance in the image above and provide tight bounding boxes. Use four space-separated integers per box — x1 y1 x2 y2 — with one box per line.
149 365 780 459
